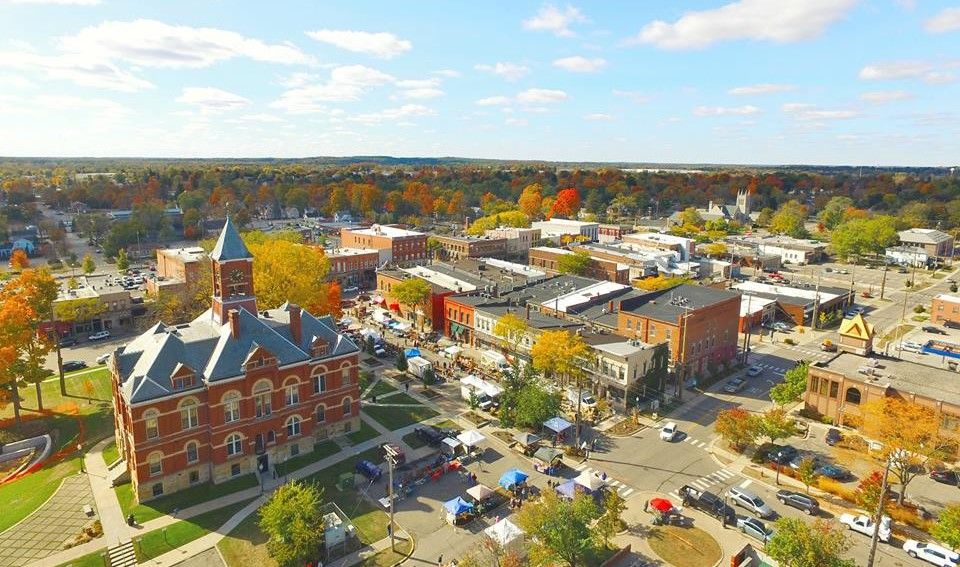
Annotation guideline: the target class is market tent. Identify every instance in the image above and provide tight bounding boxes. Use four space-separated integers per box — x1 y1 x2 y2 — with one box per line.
389 302 401 312
533 446 563 465
443 497 474 515
394 322 411 332
372 308 391 323
404 347 421 358
543 416 573 433
498 468 528 489
360 328 382 341
457 430 487 447
372 295 385 305
339 317 356 327
443 345 463 357
484 518 524 546
441 437 463 456
574 471 606 491
650 498 674 513
555 479 577 498
466 484 495 501
514 432 540 447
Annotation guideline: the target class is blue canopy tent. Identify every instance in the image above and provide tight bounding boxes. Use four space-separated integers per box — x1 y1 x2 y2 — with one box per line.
443 496 474 515
404 347 421 358
498 468 529 489
555 479 577 499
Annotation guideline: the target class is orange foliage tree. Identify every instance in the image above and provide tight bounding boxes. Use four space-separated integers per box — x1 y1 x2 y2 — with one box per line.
518 183 543 220
9 249 29 270
549 188 581 219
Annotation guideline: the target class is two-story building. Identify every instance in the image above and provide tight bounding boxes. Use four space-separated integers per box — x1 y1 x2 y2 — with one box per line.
899 228 955 259
147 246 206 297
431 235 507 260
340 224 427 264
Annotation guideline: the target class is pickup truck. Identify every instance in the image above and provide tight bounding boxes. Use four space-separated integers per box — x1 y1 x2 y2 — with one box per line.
679 485 736 524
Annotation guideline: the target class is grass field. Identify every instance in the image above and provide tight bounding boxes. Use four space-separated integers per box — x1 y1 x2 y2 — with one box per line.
275 440 339 476
400 418 457 450
648 525 721 567
55 547 108 567
347 420 381 444
362 404 439 431
101 440 119 466
0 368 113 534
133 500 252 562
116 473 258 524
216 513 278 567
364 380 398 399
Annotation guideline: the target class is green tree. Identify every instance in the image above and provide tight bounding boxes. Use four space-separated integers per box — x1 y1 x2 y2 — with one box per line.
81 254 96 275
514 382 562 430
818 196 854 230
395 352 408 372
769 200 809 238
596 490 626 546
116 248 129 272
516 491 601 567
258 481 325 567
680 207 704 228
766 518 855 567
797 457 819 494
557 250 592 276
761 407 797 484
770 362 809 406
932 504 960 550
830 216 898 260
715 408 760 452
703 242 729 258
756 207 774 227
390 278 432 329
531 330 590 447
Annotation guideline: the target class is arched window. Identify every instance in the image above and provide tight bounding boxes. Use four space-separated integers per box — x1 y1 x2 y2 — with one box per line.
148 452 163 476
316 404 326 424
180 399 199 430
253 381 272 418
284 377 300 406
845 387 862 405
226 433 243 456
223 391 241 423
186 441 199 463
144 410 159 439
342 397 352 417
286 415 302 437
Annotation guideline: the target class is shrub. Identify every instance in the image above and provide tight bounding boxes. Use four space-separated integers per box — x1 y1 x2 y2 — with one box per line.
838 435 868 452
817 477 857 502
784 338 796 345
914 305 926 314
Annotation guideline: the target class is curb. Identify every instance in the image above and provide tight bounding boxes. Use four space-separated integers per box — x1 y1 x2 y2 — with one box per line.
390 530 416 567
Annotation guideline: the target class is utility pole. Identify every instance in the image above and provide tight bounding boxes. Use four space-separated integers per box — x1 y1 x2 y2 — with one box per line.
866 458 892 567
810 274 822 330
879 265 888 300
897 281 911 357
384 444 399 551
741 294 754 364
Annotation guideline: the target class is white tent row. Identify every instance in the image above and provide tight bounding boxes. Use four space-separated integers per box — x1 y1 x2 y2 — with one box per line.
461 375 503 398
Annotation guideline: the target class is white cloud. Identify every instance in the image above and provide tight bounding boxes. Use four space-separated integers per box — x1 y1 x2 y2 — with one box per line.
925 7 960 33
270 64 395 113
523 4 587 37
235 113 284 123
305 29 411 59
782 102 859 120
693 105 760 116
475 96 512 106
432 69 460 78
6 0 100 4
584 113 613 121
0 74 35 88
858 60 932 80
396 88 444 99
474 62 529 81
728 83 796 95
396 79 440 89
517 88 568 103
0 50 154 91
505 117 528 126
348 104 436 124
553 55 607 72
393 78 444 99
176 87 251 112
859 90 912 103
59 19 315 68
924 71 957 84
612 89 652 104
631 0 858 50
278 72 319 88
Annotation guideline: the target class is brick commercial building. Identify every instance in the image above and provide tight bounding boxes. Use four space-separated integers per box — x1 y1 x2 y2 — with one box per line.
484 227 541 256
598 223 633 243
531 218 599 242
528 246 629 284
431 235 507 260
340 224 427 264
111 219 360 503
147 246 206 297
326 248 380 289
731 281 854 328
932 294 960 326
898 228 955 259
44 275 136 338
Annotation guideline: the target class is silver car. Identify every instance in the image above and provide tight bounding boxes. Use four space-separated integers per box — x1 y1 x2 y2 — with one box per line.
727 486 775 519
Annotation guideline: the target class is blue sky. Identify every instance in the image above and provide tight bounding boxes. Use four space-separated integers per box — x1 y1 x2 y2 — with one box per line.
0 0 958 165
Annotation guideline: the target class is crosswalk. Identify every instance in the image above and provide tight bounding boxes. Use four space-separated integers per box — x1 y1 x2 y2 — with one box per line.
668 468 740 500
571 461 636 498
753 362 789 375
652 423 710 450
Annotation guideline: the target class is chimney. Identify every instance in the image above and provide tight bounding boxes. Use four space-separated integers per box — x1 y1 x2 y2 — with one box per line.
287 303 302 344
228 309 240 339
526 304 531 320
607 300 614 313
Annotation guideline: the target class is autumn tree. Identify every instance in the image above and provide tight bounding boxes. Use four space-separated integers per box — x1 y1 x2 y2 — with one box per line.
769 200 810 238
389 278 432 329
860 397 949 504
769 362 809 406
932 504 960 550
242 237 339 317
532 330 590 446
116 248 129 272
2 269 58 407
549 188 581 219
492 312 528 362
797 457 819 494
81 254 96 275
855 470 889 517
702 242 729 258
518 183 543 220
466 210 530 235
0 298 34 423
632 274 692 292
9 249 29 270
715 408 760 452
766 518 855 567
818 196 855 230
259 481 325 566
557 250 592 276
516 490 601 567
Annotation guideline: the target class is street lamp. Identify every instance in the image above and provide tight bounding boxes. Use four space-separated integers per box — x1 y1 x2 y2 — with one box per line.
78 444 84 472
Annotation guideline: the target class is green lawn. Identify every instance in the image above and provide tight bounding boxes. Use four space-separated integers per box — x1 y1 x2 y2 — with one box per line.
55 548 108 567
275 440 339 476
101 440 119 466
116 473 259 524
364 380 398 399
347 420 381 444
133 500 252 562
217 513 278 567
363 405 439 431
377 392 422 406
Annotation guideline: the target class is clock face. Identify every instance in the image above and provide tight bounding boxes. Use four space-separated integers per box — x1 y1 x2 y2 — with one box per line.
229 269 244 284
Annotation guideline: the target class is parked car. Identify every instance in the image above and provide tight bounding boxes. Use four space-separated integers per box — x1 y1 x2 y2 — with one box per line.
88 330 111 341
660 422 678 442
768 445 798 465
746 365 763 377
737 516 774 543
95 353 111 364
414 426 445 446
840 513 891 542
930 469 959 486
902 540 959 566
723 378 747 394
817 464 852 481
773 322 792 332
58 336 77 347
923 325 948 335
776 490 820 515
946 320 960 330
825 428 842 446
355 460 382 481
727 486 775 519
824 267 834 273
902 341 924 353
62 360 87 372
679 485 736 524
788 453 822 471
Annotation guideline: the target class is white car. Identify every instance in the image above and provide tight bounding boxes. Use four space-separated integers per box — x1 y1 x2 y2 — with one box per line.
95 353 111 365
839 513 891 543
903 540 960 567
746 365 763 377
660 422 678 441
88 330 111 341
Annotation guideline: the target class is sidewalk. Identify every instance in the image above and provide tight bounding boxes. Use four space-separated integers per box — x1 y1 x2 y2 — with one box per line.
84 437 132 546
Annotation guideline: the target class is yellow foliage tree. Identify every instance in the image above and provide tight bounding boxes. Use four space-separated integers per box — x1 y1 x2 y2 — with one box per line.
246 239 336 316
632 274 692 292
492 312 528 359
518 183 543 220
466 210 530 236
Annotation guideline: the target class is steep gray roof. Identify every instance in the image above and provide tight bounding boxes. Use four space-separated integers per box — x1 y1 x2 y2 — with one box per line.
264 304 360 359
210 217 252 261
203 307 309 381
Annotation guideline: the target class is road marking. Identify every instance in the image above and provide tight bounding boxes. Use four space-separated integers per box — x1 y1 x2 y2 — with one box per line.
691 479 712 489
621 488 634 497
739 479 753 489
669 490 680 500
697 441 708 449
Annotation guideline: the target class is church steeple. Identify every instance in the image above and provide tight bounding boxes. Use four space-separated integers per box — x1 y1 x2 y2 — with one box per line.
210 218 257 325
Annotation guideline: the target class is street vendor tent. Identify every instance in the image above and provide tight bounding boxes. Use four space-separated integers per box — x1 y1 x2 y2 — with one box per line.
543 416 573 433
466 484 495 501
404 347 421 358
533 446 563 466
442 345 462 357
457 430 486 448
650 498 674 513
372 308 391 323
574 471 606 491
513 432 540 447
484 518 524 546
441 437 463 456
360 328 382 341
443 496 474 515
339 317 356 327
393 321 411 332
498 468 528 489
555 479 578 498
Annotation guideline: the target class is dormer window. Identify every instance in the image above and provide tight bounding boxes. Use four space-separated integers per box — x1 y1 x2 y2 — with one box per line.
244 345 277 371
310 336 330 358
172 376 194 390
170 363 195 391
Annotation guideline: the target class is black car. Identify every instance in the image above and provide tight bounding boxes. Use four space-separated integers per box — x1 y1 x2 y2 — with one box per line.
946 320 960 330
62 360 87 372
825 428 842 446
414 426 445 446
769 445 799 465
58 337 77 347
776 490 820 515
930 469 959 486
922 325 948 335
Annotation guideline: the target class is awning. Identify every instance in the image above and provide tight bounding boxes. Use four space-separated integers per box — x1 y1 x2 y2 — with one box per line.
498 468 528 489
555 479 578 498
443 496 474 515
389 302 401 312
441 437 462 453
450 322 466 336
394 322 411 331
457 430 486 447
443 345 463 357
543 416 573 433
484 518 524 546
404 347 421 358
372 296 385 304
574 471 606 491
466 484 495 501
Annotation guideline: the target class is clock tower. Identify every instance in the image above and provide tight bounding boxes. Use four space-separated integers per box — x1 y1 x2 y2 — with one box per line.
209 217 257 325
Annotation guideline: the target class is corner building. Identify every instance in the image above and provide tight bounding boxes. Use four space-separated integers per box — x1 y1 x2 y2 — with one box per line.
111 218 360 502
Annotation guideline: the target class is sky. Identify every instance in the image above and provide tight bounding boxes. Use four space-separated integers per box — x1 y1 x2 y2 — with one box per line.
0 0 958 165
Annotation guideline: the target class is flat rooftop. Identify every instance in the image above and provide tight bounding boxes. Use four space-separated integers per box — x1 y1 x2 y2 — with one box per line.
935 293 960 303
160 246 206 263
347 224 423 238
327 248 379 257
533 218 598 227
732 281 844 304
818 352 960 405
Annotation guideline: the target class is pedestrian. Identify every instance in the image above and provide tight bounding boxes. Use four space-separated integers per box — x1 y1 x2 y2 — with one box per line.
438 556 443 567
644 499 649 513
405 382 410 392
591 438 596 451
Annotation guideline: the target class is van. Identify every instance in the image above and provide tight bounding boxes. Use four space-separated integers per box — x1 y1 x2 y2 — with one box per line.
727 486 775 518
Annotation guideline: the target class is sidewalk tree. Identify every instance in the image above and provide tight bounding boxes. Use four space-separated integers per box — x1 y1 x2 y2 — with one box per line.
116 248 129 272
516 490 601 567
492 312 528 360
557 250 592 276
715 408 760 452
596 490 627 546
797 457 819 494
761 407 796 484
81 254 95 274
766 518 855 567
860 397 948 504
514 382 561 430
258 481 325 567
389 278 431 328
2 269 58 409
532 329 590 447
932 504 960 550
395 352 408 372
770 361 809 406
855 470 890 517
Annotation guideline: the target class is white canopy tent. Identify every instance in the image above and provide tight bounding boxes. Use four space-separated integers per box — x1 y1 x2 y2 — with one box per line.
574 471 606 491
484 518 524 546
457 430 487 448
466 484 496 501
